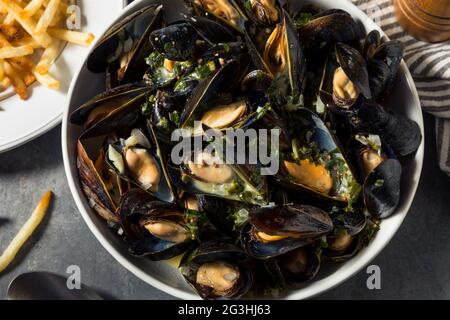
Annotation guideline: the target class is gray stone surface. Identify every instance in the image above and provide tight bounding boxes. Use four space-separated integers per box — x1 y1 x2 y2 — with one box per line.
0 112 449 300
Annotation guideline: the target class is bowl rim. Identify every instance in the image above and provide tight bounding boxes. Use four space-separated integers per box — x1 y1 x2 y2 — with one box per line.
62 0 425 300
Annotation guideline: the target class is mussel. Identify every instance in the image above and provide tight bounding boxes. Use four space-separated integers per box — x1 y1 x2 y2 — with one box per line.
180 60 268 132
239 0 280 26
298 10 363 64
276 108 359 206
189 0 247 33
106 127 175 203
179 240 253 299
355 101 422 158
240 204 333 259
119 190 204 260
324 209 368 260
246 9 306 95
320 43 371 112
70 83 150 128
88 5 164 88
169 149 268 205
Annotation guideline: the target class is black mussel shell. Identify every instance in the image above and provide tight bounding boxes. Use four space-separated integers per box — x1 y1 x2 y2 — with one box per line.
150 23 199 61
70 83 150 128
356 102 422 157
180 60 241 128
240 205 333 259
180 239 253 299
241 69 273 92
278 246 321 282
361 30 381 60
298 11 363 64
367 59 390 100
364 159 402 219
336 43 372 100
119 192 196 260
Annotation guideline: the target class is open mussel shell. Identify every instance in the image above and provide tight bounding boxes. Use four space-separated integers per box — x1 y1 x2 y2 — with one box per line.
179 239 253 299
298 10 363 64
70 83 150 128
361 30 381 60
119 191 196 260
334 43 372 103
187 0 247 33
77 140 118 223
240 205 333 259
88 5 163 86
246 9 306 95
363 158 402 219
276 108 359 207
105 126 176 203
237 0 281 26
180 60 264 131
323 209 367 260
169 149 268 206
356 101 422 158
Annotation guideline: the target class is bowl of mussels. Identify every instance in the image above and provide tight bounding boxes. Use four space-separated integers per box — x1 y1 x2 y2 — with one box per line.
62 0 424 299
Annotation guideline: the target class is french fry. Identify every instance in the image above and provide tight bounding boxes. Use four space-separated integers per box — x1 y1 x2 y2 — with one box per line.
0 24 24 41
0 0 94 99
0 191 52 273
0 76 10 89
4 60 27 99
20 0 45 18
0 0 52 48
33 68 59 89
48 27 94 46
35 0 60 34
0 58 4 81
11 35 40 48
0 45 33 59
36 38 61 74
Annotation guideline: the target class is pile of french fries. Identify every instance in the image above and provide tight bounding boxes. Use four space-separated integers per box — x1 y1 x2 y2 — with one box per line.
0 0 95 100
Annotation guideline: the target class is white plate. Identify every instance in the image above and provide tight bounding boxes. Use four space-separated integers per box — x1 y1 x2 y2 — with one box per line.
63 0 425 300
0 0 124 153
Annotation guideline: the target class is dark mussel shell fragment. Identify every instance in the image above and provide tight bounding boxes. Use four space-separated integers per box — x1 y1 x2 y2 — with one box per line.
356 101 422 158
188 0 247 33
276 108 359 206
275 246 321 283
147 90 184 143
119 190 201 260
298 10 363 64
70 83 150 128
150 23 199 61
367 59 391 100
363 158 402 219
88 5 163 86
106 126 176 203
198 195 252 236
240 205 333 259
180 239 253 299
241 69 273 92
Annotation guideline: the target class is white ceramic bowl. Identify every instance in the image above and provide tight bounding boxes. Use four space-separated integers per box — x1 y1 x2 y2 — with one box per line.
62 0 425 300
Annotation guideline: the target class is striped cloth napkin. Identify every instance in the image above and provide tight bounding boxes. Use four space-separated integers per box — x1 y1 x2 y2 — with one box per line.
352 0 450 175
